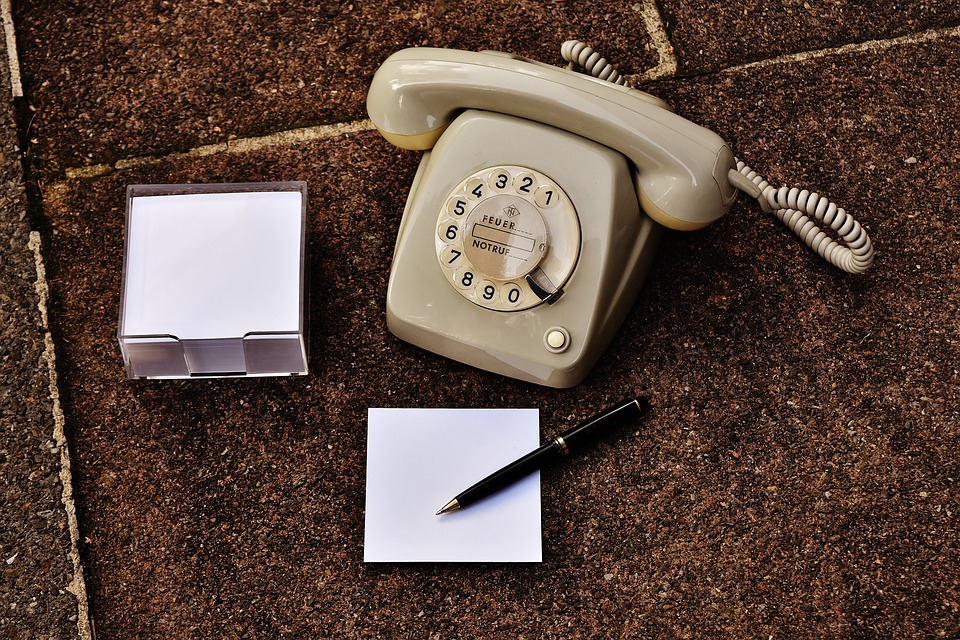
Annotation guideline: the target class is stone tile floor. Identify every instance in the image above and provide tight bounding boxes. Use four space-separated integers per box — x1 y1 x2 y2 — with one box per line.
2 2 958 638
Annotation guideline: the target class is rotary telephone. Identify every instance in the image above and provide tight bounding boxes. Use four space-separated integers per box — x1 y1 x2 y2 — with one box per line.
366 43 874 388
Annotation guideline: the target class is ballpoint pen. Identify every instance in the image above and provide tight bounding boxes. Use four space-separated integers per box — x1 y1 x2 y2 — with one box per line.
436 396 650 514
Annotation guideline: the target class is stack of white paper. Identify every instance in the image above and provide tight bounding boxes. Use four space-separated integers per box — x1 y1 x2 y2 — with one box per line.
118 183 307 379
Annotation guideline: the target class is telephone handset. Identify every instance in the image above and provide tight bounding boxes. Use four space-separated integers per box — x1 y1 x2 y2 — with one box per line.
368 45 874 388
368 47 737 232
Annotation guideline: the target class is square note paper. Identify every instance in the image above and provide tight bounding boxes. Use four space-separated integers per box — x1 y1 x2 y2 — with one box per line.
364 408 542 562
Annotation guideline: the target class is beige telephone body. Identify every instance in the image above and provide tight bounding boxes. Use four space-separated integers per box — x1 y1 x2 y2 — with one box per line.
366 47 740 388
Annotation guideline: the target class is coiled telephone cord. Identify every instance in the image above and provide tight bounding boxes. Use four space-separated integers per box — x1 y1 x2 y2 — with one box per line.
728 161 874 273
560 40 628 85
560 39 875 273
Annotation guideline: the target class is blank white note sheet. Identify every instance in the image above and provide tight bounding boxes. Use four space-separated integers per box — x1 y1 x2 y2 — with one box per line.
364 408 542 563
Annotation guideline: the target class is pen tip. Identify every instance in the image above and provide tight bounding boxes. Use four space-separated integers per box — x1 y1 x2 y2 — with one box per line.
436 499 460 515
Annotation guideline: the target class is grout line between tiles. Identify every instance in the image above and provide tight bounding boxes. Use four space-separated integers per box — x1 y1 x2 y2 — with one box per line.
58 23 960 183
634 0 678 82
65 118 377 179
724 23 960 73
0 0 21 98
27 231 94 640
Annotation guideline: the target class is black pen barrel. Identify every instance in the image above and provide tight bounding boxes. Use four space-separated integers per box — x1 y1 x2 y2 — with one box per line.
440 396 651 514
455 443 562 508
558 397 650 449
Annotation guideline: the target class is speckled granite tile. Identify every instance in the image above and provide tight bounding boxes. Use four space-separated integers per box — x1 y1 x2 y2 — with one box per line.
0 26 86 640
13 1 659 170
35 31 960 636
660 0 960 73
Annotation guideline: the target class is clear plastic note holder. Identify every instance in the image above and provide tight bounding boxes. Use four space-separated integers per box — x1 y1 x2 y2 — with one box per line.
118 182 308 379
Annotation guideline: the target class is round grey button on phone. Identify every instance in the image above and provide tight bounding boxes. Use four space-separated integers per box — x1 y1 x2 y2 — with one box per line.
544 327 570 353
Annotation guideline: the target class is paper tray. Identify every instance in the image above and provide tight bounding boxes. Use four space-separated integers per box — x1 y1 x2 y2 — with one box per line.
118 182 308 379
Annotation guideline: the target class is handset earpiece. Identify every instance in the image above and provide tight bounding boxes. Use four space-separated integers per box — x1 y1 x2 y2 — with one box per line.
366 47 738 230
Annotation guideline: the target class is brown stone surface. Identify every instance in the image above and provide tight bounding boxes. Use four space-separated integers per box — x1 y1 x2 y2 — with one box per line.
13 1 658 170
661 0 960 73
0 20 80 640
7 1 960 638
